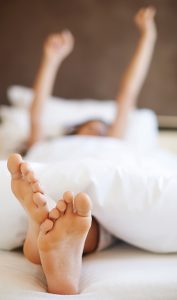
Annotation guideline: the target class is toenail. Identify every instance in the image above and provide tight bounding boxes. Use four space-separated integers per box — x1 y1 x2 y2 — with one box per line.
75 193 92 216
63 191 74 203
57 200 67 212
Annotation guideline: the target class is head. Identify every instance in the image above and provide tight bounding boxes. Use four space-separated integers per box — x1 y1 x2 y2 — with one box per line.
65 119 110 137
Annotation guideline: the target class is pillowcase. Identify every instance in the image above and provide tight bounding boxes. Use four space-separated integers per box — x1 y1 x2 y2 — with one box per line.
1 137 177 253
0 85 158 158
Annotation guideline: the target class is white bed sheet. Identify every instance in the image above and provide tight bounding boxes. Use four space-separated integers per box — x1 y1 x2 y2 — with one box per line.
1 243 177 300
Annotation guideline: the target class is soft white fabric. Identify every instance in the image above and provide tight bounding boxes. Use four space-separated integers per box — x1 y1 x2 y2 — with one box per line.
1 244 177 300
0 85 175 253
26 137 177 253
1 137 177 252
97 225 116 251
0 85 158 158
0 160 27 249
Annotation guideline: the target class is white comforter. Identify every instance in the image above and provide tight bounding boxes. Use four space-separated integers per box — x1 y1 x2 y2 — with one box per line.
24 136 177 253
26 135 177 173
1 136 177 253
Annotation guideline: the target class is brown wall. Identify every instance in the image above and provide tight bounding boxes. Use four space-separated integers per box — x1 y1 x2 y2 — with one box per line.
0 0 177 116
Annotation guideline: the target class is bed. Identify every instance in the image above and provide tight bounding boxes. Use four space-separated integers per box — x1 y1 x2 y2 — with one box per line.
1 241 177 300
1 88 177 300
1 136 177 300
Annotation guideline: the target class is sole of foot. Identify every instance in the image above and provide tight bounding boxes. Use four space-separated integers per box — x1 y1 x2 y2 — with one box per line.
38 191 92 295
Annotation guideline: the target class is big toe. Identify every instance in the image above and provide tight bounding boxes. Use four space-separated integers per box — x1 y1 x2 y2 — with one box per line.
74 193 92 217
7 153 23 179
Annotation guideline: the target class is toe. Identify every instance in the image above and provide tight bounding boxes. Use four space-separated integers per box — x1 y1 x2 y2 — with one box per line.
74 193 92 217
56 199 67 213
32 181 44 193
7 153 23 179
20 162 32 177
33 192 47 207
26 171 38 183
63 191 73 204
40 219 54 234
63 191 74 213
49 208 60 220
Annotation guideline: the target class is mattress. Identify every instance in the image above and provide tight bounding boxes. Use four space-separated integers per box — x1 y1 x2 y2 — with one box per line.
1 243 177 300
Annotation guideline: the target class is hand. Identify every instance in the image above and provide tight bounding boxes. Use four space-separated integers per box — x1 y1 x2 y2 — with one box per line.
43 30 75 65
134 6 157 36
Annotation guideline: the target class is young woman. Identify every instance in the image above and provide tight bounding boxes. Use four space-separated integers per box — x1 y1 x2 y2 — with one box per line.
28 7 157 147
8 7 157 295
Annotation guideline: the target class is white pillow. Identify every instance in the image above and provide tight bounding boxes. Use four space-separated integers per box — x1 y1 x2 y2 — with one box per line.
7 85 116 125
1 137 177 253
0 85 158 158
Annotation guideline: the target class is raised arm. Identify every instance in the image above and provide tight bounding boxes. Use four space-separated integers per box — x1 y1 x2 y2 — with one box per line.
108 7 157 138
28 31 74 148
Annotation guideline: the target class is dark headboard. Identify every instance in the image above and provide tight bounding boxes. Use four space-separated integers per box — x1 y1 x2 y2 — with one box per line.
0 0 177 120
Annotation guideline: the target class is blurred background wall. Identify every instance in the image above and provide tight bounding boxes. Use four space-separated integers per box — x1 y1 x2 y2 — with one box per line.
0 0 176 117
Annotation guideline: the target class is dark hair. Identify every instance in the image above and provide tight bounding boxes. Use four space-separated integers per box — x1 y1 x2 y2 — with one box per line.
64 119 110 136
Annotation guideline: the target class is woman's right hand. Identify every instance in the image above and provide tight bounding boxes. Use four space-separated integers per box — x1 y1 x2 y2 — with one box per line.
134 6 157 37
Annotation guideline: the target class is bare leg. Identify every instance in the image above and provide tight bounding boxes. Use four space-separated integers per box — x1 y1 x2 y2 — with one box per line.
8 154 100 295
83 217 99 254
7 154 55 264
38 191 92 295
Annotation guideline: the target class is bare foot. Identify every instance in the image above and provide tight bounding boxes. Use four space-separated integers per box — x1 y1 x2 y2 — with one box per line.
38 191 92 295
7 153 54 264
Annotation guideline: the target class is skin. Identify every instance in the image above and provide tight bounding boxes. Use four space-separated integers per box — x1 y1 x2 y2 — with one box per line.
28 6 156 146
7 154 94 294
10 6 157 295
76 120 109 136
